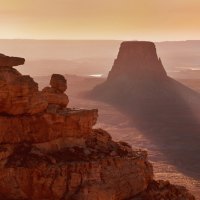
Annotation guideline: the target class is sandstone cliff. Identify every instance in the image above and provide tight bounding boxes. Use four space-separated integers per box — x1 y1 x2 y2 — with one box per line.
0 53 195 200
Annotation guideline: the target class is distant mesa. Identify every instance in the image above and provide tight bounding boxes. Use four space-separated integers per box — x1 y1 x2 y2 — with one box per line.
90 41 199 108
107 41 167 83
90 41 200 185
90 41 173 108
0 53 25 67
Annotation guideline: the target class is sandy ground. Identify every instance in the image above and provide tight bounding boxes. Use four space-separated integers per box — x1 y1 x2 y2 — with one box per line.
35 75 200 199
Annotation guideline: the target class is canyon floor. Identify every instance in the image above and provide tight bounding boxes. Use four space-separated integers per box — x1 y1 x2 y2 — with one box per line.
35 75 200 199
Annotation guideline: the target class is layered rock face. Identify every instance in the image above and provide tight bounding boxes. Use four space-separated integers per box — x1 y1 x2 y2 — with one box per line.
0 55 47 115
0 53 195 200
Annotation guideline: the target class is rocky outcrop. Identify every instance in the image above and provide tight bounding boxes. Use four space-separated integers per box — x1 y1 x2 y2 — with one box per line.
0 130 153 200
0 108 98 144
0 53 195 200
131 180 195 200
0 53 25 67
42 74 69 109
0 55 47 115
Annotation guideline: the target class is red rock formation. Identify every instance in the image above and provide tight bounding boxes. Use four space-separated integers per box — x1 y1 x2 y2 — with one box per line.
90 41 170 105
107 41 167 83
0 57 47 115
0 108 98 144
0 135 153 200
42 74 69 109
50 74 67 92
0 53 195 200
131 180 195 200
0 53 25 67
90 41 200 185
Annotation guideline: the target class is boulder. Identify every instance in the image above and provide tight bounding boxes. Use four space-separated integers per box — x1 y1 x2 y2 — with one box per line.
50 74 67 93
42 74 69 108
42 87 69 108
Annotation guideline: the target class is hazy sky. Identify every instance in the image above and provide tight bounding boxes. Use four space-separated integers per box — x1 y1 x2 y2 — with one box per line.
1 0 200 41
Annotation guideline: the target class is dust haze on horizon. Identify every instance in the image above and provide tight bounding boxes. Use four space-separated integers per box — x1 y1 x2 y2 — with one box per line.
1 0 200 41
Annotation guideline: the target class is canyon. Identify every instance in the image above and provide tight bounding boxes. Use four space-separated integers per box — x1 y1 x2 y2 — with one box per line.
0 52 196 199
90 41 200 198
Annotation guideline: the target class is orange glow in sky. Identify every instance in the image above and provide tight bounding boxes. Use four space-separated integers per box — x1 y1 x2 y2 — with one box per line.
1 0 200 41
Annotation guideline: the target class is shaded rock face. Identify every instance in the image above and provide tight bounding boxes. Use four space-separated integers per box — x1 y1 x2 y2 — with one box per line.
0 53 195 200
107 41 167 83
91 41 200 119
91 41 170 105
0 53 25 67
50 74 67 92
131 180 195 200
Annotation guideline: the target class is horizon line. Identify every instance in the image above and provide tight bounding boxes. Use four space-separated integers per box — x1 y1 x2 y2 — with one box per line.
0 38 200 43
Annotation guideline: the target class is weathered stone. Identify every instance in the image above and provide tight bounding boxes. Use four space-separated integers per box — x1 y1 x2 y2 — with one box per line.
42 87 69 108
0 108 98 144
131 180 195 200
50 74 67 93
0 66 21 82
0 142 153 200
0 75 48 115
41 74 69 109
0 54 25 67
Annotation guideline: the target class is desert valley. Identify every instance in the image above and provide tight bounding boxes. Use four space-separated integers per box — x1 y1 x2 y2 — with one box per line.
2 0 200 199
0 39 199 199
26 40 200 199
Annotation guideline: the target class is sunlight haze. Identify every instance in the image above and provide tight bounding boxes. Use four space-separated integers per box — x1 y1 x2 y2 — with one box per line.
1 0 200 40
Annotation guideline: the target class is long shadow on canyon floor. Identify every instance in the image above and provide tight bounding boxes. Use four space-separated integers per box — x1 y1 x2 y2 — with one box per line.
89 78 200 181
